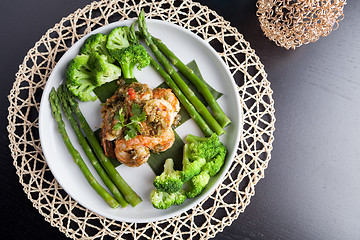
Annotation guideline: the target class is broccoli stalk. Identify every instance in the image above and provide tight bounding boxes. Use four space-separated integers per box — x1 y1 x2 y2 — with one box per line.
150 189 186 209
153 158 183 193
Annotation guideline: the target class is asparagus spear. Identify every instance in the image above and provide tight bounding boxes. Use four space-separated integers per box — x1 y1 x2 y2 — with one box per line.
151 36 231 128
57 84 128 208
138 10 225 136
62 86 142 207
149 57 213 137
49 88 120 209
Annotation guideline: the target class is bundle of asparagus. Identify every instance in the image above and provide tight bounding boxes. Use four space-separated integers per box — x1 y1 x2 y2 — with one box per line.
137 10 231 137
49 85 142 208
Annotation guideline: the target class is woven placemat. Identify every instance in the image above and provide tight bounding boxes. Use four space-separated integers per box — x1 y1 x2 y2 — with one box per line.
7 0 275 239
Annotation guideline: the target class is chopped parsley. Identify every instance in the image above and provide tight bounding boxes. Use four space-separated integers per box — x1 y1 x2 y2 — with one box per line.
113 103 147 140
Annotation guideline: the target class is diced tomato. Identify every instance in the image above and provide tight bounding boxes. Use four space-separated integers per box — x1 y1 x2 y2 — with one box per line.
127 88 136 101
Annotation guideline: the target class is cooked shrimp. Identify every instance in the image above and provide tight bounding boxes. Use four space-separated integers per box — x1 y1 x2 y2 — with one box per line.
100 83 180 167
114 128 175 167
125 82 153 104
115 145 150 167
145 88 180 129
153 88 180 114
101 94 124 141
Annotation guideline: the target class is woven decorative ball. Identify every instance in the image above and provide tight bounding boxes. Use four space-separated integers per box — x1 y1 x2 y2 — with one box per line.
256 0 346 49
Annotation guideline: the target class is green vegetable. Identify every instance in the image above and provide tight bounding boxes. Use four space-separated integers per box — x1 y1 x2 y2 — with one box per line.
148 55 213 137
66 54 97 102
151 35 231 128
180 144 206 182
88 53 122 86
201 145 227 177
62 86 142 207
183 133 227 198
186 171 210 198
49 87 120 208
57 84 128 207
150 189 187 209
153 158 183 193
66 32 124 102
80 33 115 63
65 53 122 101
138 10 225 136
112 103 147 140
186 133 223 160
110 44 150 79
106 26 131 53
186 133 227 177
106 26 150 79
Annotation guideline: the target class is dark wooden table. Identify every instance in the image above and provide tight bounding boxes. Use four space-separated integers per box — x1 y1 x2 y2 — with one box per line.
1 0 359 239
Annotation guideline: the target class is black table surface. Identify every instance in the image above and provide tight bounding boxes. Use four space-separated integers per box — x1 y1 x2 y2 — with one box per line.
1 0 359 239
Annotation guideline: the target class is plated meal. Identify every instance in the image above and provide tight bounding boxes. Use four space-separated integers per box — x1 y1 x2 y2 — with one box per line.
39 10 241 222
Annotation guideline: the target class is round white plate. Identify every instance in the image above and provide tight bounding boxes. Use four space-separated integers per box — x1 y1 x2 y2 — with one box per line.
39 19 242 223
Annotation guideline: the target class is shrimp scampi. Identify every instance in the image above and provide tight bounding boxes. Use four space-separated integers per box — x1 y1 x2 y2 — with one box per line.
100 82 180 167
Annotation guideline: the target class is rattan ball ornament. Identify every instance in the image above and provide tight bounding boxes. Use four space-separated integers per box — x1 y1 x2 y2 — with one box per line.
256 0 346 49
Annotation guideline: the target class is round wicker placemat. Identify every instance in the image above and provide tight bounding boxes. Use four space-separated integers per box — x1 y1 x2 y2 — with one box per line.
7 0 275 239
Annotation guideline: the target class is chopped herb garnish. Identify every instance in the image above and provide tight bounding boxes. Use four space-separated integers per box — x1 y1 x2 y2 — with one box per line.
112 103 146 140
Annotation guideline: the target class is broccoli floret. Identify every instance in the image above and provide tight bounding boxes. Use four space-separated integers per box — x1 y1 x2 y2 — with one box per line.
105 26 150 79
186 133 227 177
106 26 130 54
153 158 183 193
186 171 210 198
181 144 206 182
88 53 122 86
150 189 187 209
185 133 223 160
80 33 115 63
66 54 97 102
111 44 150 79
202 143 227 177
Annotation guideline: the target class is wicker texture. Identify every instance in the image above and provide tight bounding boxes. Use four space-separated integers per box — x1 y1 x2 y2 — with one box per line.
257 0 346 49
7 0 275 239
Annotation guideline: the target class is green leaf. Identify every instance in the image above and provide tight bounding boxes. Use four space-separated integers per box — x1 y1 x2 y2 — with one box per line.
118 108 125 124
147 131 184 175
135 111 146 123
124 124 138 140
112 122 123 131
93 80 119 102
130 103 147 122
112 108 125 131
130 103 142 117
94 78 137 103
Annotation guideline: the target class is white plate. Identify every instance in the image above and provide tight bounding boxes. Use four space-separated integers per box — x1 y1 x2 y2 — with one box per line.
39 19 242 223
